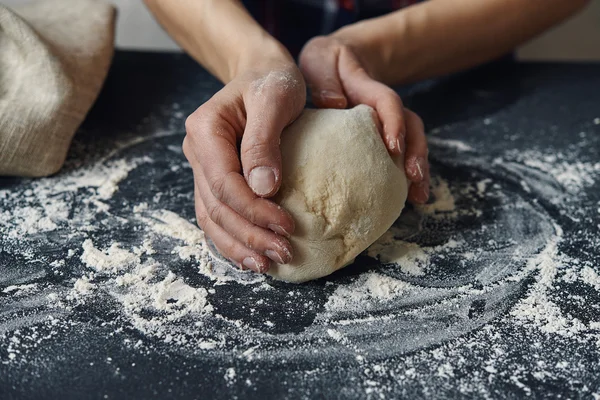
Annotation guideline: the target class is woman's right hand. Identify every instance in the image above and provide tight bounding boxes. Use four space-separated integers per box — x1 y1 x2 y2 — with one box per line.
183 57 306 274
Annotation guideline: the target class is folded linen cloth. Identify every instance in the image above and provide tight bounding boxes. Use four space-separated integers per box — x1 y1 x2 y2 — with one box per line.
0 0 116 177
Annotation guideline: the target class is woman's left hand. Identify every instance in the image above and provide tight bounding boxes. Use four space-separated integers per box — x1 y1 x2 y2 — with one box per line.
298 35 430 204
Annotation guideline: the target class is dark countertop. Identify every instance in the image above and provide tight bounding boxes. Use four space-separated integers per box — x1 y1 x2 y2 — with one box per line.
1 52 599 399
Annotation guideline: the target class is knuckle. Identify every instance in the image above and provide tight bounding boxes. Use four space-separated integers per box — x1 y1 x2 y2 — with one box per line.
384 89 403 106
244 231 258 250
304 35 328 51
182 136 193 160
185 105 218 136
241 139 276 162
249 70 304 102
243 203 259 225
416 119 425 134
196 211 208 229
406 109 425 133
414 114 425 132
208 174 226 202
205 200 225 226
184 113 199 134
208 171 237 203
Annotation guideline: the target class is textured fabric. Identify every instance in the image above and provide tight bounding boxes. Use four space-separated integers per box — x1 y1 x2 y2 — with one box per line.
0 0 116 177
242 0 422 56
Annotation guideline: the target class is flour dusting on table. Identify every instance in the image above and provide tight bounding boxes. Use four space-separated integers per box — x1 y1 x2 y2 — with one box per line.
1 116 600 398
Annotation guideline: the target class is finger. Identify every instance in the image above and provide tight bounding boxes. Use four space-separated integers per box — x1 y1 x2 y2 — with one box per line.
408 178 430 205
337 48 405 155
240 74 303 198
184 108 295 237
195 173 293 264
403 109 429 184
299 37 348 109
407 149 430 204
368 107 384 137
194 182 271 273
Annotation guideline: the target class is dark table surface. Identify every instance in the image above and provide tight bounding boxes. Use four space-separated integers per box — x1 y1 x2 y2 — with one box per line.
1 52 599 399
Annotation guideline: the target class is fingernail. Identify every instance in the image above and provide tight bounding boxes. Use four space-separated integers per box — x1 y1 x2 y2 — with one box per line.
387 138 396 151
414 157 426 180
320 90 345 100
396 138 403 156
265 250 285 264
249 166 277 196
268 223 291 238
319 90 346 108
243 257 257 271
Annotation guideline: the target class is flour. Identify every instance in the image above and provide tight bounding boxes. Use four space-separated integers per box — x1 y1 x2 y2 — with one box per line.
0 155 153 244
73 277 95 295
51 157 152 201
581 266 600 291
120 271 211 320
2 284 38 294
326 328 348 344
146 209 204 244
75 237 214 344
367 232 428 275
2 109 600 398
415 177 456 216
324 272 416 312
427 137 474 152
1 206 58 239
81 239 141 273
504 149 600 194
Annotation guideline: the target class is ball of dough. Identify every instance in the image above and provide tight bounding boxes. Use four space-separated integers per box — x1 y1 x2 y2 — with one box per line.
268 105 408 283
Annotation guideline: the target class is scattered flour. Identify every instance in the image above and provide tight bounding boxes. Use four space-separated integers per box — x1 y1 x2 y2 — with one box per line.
2 284 38 295
325 272 415 312
427 137 474 152
146 210 204 244
1 116 600 398
415 177 456 216
81 239 141 273
73 277 95 295
367 233 428 276
581 266 600 291
505 149 600 194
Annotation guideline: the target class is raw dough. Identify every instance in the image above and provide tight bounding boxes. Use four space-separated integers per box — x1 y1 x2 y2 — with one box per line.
268 105 408 283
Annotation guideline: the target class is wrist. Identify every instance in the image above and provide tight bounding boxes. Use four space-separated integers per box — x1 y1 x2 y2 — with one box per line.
229 35 294 81
330 21 389 82
331 12 410 84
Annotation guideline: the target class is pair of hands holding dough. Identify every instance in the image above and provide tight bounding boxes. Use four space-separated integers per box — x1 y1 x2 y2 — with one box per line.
182 36 430 275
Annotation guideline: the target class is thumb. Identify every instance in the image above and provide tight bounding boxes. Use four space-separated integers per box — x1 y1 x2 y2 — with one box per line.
299 37 347 109
240 92 299 198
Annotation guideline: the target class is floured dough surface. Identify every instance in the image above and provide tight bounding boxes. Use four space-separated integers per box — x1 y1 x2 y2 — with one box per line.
268 105 408 283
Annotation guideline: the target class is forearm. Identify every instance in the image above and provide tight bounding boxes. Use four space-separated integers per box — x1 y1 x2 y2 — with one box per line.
144 0 292 83
334 0 589 85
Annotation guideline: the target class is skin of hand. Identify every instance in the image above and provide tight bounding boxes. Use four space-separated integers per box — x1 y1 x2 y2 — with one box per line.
183 58 307 274
297 0 589 204
148 0 589 273
299 36 430 204
325 0 590 86
145 0 309 273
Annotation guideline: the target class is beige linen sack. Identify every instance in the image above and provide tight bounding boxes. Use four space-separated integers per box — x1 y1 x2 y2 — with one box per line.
0 0 116 177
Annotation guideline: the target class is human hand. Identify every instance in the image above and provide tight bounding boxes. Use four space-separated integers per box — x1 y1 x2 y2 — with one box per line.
298 35 430 204
183 59 306 273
